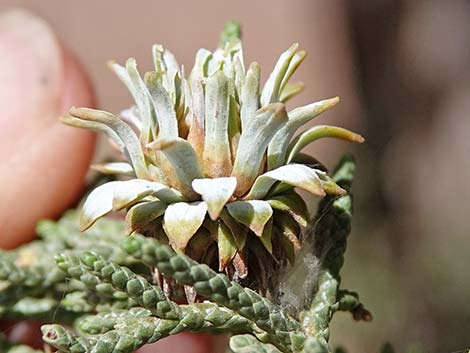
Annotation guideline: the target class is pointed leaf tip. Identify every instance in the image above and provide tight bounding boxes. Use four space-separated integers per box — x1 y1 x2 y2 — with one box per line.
163 202 207 251
261 43 301 105
192 177 237 220
267 192 309 227
147 138 203 193
226 200 273 237
125 201 166 235
244 164 326 200
91 162 134 176
326 95 340 107
69 107 149 179
110 179 183 211
286 125 364 164
267 96 342 170
80 181 118 231
317 171 347 195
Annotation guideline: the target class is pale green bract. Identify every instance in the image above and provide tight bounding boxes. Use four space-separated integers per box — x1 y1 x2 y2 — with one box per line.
64 27 363 282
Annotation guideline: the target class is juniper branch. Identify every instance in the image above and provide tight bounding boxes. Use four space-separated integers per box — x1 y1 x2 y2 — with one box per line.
75 309 141 335
42 312 193 353
61 290 136 314
336 290 372 322
42 304 261 353
301 156 362 345
76 252 267 338
1 296 80 325
35 211 137 267
0 211 139 322
0 252 65 290
230 334 282 353
54 252 276 349
123 235 307 352
0 251 66 306
55 252 179 320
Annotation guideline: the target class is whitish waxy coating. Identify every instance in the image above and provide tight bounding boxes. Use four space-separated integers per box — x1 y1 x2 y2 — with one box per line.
64 26 363 276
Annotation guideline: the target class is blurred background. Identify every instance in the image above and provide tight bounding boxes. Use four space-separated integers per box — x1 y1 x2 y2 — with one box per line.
0 0 468 352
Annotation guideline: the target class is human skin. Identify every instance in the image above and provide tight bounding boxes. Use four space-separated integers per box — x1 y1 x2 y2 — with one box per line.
0 9 213 353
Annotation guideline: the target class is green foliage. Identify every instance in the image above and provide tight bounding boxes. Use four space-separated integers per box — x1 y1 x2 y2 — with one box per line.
0 211 137 323
122 234 305 351
301 156 370 345
0 156 376 353
230 334 282 353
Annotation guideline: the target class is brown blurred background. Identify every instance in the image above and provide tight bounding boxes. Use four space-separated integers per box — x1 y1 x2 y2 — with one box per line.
1 1 469 352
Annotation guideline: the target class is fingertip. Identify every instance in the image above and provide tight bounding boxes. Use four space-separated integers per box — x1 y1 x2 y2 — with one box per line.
0 9 96 249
